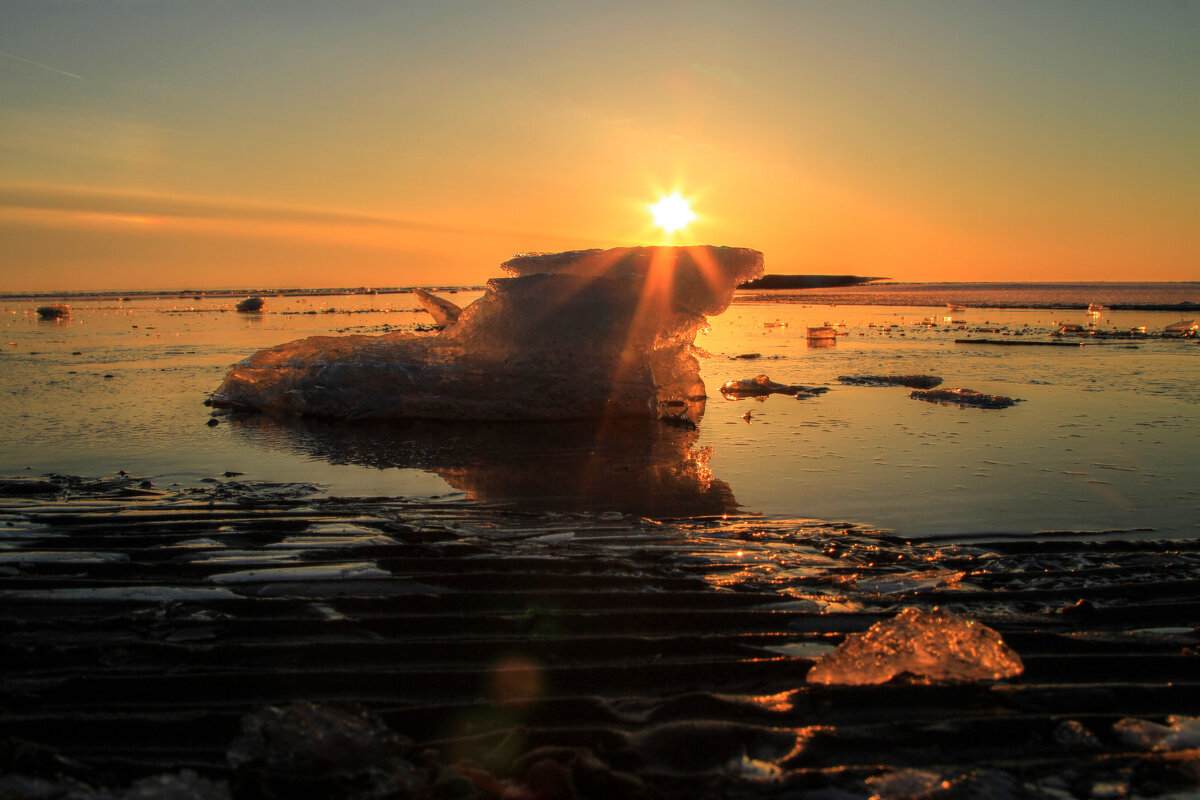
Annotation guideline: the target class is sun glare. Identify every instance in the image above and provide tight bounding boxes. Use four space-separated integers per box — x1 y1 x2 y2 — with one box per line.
649 193 696 233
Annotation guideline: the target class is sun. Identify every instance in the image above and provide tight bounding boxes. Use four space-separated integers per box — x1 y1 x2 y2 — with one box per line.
649 193 696 233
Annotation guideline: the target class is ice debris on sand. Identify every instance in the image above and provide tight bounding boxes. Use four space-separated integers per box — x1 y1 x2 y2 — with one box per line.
228 701 432 799
1113 716 1200 751
863 768 1023 800
211 246 763 421
0 769 231 800
806 607 1024 685
864 768 946 800
909 387 1018 409
719 374 829 399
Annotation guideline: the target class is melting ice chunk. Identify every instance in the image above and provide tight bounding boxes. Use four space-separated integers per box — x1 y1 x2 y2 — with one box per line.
864 769 946 800
806 607 1024 685
210 246 763 421
1113 716 1200 751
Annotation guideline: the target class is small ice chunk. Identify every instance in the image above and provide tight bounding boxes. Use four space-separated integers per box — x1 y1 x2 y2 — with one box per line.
122 769 231 799
719 374 828 398
304 602 348 621
265 534 398 549
208 562 390 583
864 769 946 800
186 550 304 565
806 607 1024 685
227 701 424 798
1113 715 1200 751
725 752 783 783
167 537 226 549
1052 719 1101 750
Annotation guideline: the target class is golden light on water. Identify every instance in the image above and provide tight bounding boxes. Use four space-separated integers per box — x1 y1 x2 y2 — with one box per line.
649 193 696 233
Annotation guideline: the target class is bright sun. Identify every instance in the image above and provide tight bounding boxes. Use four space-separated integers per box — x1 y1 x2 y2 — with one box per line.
649 193 696 233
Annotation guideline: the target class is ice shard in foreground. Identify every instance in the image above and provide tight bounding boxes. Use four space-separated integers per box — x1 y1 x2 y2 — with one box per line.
210 246 764 421
806 607 1024 685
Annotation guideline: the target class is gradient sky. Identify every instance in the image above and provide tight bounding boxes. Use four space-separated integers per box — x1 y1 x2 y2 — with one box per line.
2 1 1197 291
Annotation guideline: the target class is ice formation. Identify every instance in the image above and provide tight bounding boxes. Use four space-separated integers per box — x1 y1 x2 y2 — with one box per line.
863 768 946 800
719 374 829 398
411 288 461 328
839 374 943 389
36 303 70 320
211 246 763 421
909 388 1017 409
805 607 1024 685
1113 716 1200 751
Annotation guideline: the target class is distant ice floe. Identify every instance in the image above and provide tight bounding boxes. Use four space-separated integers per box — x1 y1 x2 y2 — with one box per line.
236 296 265 312
35 303 70 320
210 246 763 421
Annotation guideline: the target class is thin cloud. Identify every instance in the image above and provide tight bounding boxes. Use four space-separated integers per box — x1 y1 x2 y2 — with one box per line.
0 49 82 80
0 184 588 245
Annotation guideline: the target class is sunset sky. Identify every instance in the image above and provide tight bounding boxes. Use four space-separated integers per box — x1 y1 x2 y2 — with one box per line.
2 1 1197 292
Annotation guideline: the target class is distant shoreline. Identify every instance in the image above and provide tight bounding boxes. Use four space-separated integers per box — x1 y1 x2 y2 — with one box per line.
3 281 1199 312
733 293 1200 311
0 286 484 302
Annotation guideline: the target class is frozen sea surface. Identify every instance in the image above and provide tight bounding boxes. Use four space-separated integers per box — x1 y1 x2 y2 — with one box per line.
1 284 1198 540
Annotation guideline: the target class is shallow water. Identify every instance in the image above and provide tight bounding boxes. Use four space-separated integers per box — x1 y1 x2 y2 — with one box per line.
699 302 1200 537
2 288 1197 539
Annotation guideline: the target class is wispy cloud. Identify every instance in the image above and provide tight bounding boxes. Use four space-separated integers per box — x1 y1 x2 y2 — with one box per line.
2 108 162 166
0 49 82 80
0 184 586 245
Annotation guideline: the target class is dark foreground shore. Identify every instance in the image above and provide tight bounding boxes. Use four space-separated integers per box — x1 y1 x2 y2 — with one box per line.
2 476 1199 799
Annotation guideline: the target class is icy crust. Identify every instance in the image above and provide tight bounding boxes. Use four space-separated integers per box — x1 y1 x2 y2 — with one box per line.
806 607 1024 686
499 246 761 316
1114 716 1200 751
211 246 763 421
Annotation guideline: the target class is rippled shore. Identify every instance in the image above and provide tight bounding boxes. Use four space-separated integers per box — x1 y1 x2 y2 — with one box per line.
2 477 1199 799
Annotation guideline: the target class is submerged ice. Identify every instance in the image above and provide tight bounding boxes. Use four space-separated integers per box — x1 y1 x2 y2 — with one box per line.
211 246 763 421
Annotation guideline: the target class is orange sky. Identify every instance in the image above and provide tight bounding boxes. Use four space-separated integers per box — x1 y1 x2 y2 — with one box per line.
2 2 1198 291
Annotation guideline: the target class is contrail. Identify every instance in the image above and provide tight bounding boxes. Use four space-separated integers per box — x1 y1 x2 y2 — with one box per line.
0 49 82 80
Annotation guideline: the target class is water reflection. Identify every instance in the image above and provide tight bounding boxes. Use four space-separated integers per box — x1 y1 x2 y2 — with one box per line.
229 415 737 518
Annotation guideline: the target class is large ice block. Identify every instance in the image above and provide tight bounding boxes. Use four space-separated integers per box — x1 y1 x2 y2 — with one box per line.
210 246 763 421
806 607 1024 685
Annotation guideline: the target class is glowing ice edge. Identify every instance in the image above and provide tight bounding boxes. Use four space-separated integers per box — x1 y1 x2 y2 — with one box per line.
210 246 764 421
806 607 1024 685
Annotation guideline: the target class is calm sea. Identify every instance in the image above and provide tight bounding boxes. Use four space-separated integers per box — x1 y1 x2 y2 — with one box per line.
743 281 1200 309
2 283 1197 540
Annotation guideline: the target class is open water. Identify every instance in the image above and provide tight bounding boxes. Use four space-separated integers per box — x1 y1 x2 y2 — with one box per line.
2 282 1198 540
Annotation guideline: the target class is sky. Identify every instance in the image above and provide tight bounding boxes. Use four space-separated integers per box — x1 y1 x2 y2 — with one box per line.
1 1 1198 292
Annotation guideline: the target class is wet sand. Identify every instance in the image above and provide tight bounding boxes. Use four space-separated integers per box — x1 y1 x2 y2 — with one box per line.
2 477 1198 798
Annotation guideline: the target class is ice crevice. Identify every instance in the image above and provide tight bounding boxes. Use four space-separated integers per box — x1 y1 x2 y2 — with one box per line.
210 246 764 422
